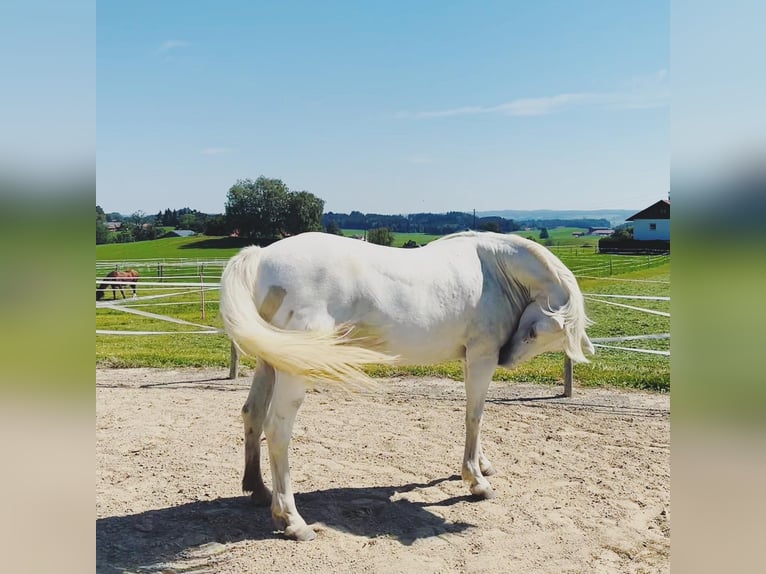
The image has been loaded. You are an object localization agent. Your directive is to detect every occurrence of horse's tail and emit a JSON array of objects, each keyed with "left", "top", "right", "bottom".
[
  {"left": 553, "top": 264, "right": 595, "bottom": 364},
  {"left": 220, "top": 245, "right": 397, "bottom": 386}
]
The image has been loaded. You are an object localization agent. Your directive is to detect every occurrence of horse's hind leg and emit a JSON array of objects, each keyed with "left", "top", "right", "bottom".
[
  {"left": 242, "top": 360, "right": 275, "bottom": 506},
  {"left": 264, "top": 371, "right": 314, "bottom": 541},
  {"left": 461, "top": 354, "right": 498, "bottom": 499}
]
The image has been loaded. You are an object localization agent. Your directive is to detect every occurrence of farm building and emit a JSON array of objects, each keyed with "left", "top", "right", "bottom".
[{"left": 627, "top": 199, "right": 670, "bottom": 241}]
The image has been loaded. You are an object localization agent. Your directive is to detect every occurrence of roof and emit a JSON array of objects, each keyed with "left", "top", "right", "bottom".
[
  {"left": 627, "top": 199, "right": 670, "bottom": 221},
  {"left": 168, "top": 229, "right": 196, "bottom": 237}
]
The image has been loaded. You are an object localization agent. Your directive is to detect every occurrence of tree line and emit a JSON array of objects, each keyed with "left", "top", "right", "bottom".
[
  {"left": 322, "top": 211, "right": 522, "bottom": 235},
  {"left": 96, "top": 205, "right": 227, "bottom": 244},
  {"left": 97, "top": 175, "right": 612, "bottom": 245},
  {"left": 322, "top": 212, "right": 611, "bottom": 235},
  {"left": 97, "top": 177, "right": 324, "bottom": 245}
]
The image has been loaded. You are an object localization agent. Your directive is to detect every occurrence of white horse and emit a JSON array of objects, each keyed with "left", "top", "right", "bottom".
[{"left": 220, "top": 231, "right": 594, "bottom": 541}]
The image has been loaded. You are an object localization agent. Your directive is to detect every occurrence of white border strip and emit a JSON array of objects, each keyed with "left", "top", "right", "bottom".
[
  {"left": 576, "top": 275, "right": 670, "bottom": 284},
  {"left": 98, "top": 304, "right": 216, "bottom": 329},
  {"left": 583, "top": 293, "right": 669, "bottom": 301},
  {"left": 96, "top": 289, "right": 215, "bottom": 306},
  {"left": 591, "top": 333, "right": 670, "bottom": 343},
  {"left": 585, "top": 297, "right": 670, "bottom": 317},
  {"left": 97, "top": 329, "right": 222, "bottom": 335},
  {"left": 593, "top": 344, "right": 670, "bottom": 356},
  {"left": 96, "top": 280, "right": 221, "bottom": 288}
]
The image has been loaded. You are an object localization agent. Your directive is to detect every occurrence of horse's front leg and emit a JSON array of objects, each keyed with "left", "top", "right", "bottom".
[
  {"left": 264, "top": 372, "right": 315, "bottom": 541},
  {"left": 242, "top": 361, "right": 275, "bottom": 505},
  {"left": 461, "top": 355, "right": 498, "bottom": 499}
]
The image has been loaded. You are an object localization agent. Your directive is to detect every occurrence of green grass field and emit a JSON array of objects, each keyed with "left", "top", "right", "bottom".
[
  {"left": 340, "top": 229, "right": 443, "bottom": 247},
  {"left": 97, "top": 236, "right": 251, "bottom": 260},
  {"left": 96, "top": 234, "right": 670, "bottom": 391},
  {"left": 513, "top": 226, "right": 602, "bottom": 247}
]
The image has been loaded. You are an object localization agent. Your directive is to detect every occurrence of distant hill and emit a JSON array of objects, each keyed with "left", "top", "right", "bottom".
[{"left": 477, "top": 209, "right": 637, "bottom": 227}]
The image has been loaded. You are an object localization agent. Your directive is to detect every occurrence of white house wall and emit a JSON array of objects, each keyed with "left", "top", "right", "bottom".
[{"left": 633, "top": 219, "right": 670, "bottom": 241}]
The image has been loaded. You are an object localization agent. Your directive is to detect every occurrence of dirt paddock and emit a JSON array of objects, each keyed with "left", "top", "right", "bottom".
[{"left": 96, "top": 368, "right": 669, "bottom": 573}]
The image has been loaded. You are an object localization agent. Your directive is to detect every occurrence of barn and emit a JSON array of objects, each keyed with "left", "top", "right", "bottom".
[{"left": 626, "top": 199, "right": 670, "bottom": 241}]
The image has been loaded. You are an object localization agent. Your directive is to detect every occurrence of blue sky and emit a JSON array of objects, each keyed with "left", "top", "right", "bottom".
[{"left": 97, "top": 1, "right": 669, "bottom": 215}]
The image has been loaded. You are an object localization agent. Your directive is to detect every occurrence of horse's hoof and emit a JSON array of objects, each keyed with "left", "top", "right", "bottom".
[
  {"left": 284, "top": 524, "right": 317, "bottom": 542},
  {"left": 470, "top": 483, "right": 496, "bottom": 500}
]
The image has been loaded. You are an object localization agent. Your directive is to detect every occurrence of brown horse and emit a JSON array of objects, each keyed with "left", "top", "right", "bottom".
[{"left": 96, "top": 269, "right": 139, "bottom": 300}]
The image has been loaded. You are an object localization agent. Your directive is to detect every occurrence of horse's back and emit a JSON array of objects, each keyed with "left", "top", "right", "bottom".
[{"left": 253, "top": 233, "right": 486, "bottom": 361}]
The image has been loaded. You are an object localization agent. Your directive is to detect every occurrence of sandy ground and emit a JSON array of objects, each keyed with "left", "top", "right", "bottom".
[{"left": 96, "top": 368, "right": 669, "bottom": 574}]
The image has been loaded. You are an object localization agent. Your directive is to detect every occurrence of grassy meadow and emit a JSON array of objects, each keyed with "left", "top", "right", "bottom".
[
  {"left": 340, "top": 229, "right": 443, "bottom": 247},
  {"left": 513, "top": 226, "right": 601, "bottom": 247},
  {"left": 97, "top": 235, "right": 250, "bottom": 260},
  {"left": 97, "top": 233, "right": 670, "bottom": 391}
]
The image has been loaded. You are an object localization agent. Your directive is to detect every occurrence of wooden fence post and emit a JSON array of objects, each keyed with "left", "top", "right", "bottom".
[
  {"left": 229, "top": 342, "right": 239, "bottom": 379},
  {"left": 564, "top": 356, "right": 573, "bottom": 397}
]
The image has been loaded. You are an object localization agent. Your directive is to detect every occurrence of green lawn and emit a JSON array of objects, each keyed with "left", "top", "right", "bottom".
[
  {"left": 513, "top": 226, "right": 600, "bottom": 247},
  {"left": 97, "top": 236, "right": 250, "bottom": 260},
  {"left": 341, "top": 229, "right": 443, "bottom": 247}
]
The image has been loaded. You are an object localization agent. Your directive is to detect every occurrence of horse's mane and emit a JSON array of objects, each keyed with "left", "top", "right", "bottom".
[{"left": 438, "top": 232, "right": 593, "bottom": 362}]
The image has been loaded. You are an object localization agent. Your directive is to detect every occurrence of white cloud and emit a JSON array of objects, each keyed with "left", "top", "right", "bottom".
[
  {"left": 400, "top": 72, "right": 669, "bottom": 119},
  {"left": 200, "top": 147, "right": 231, "bottom": 156},
  {"left": 158, "top": 40, "right": 190, "bottom": 53}
]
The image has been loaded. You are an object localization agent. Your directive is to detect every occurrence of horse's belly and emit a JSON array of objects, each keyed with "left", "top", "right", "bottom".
[{"left": 378, "top": 323, "right": 467, "bottom": 365}]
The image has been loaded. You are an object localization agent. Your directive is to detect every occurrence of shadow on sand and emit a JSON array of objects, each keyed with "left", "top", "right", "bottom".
[{"left": 97, "top": 476, "right": 474, "bottom": 573}]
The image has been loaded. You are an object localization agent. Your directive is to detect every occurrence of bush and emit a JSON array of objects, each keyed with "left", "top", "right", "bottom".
[{"left": 367, "top": 227, "right": 394, "bottom": 246}]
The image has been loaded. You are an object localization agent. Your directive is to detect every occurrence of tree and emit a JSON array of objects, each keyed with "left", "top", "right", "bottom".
[
  {"left": 611, "top": 226, "right": 633, "bottom": 240},
  {"left": 539, "top": 227, "right": 549, "bottom": 239},
  {"left": 401, "top": 239, "right": 419, "bottom": 248},
  {"left": 179, "top": 212, "right": 207, "bottom": 233},
  {"left": 225, "top": 177, "right": 290, "bottom": 242},
  {"left": 284, "top": 191, "right": 324, "bottom": 236},
  {"left": 225, "top": 177, "right": 325, "bottom": 243},
  {"left": 205, "top": 214, "right": 229, "bottom": 236},
  {"left": 480, "top": 221, "right": 501, "bottom": 233},
  {"left": 325, "top": 220, "right": 343, "bottom": 235},
  {"left": 367, "top": 227, "right": 394, "bottom": 246},
  {"left": 96, "top": 205, "right": 108, "bottom": 244}
]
